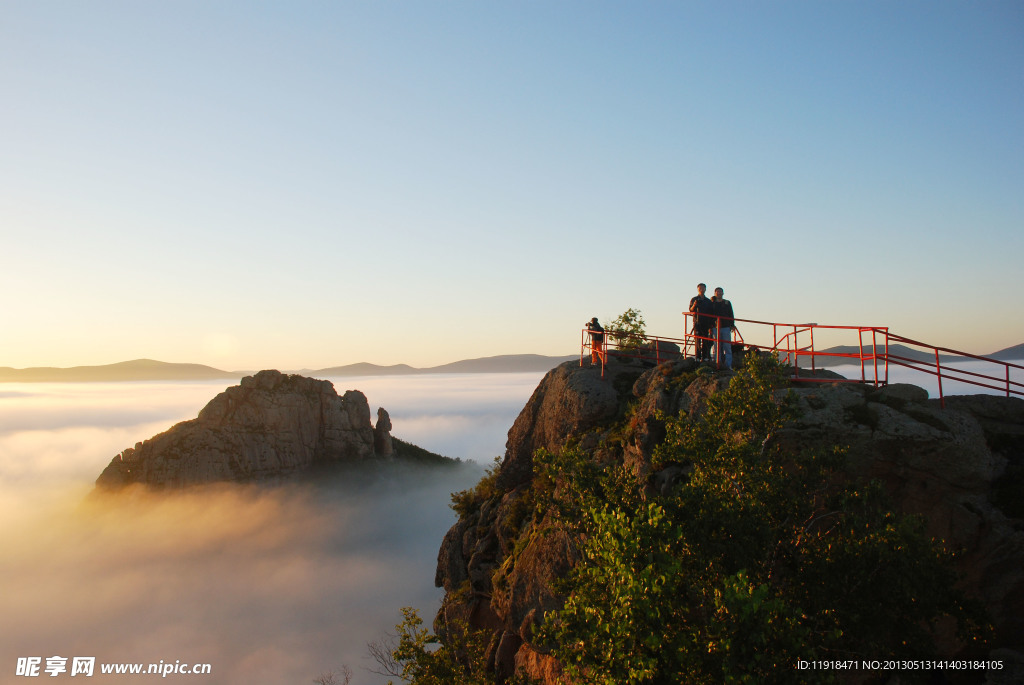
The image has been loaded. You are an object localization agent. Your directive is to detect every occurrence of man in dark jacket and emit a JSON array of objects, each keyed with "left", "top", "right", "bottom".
[
  {"left": 689, "top": 283, "right": 714, "bottom": 362},
  {"left": 712, "top": 287, "right": 735, "bottom": 369}
]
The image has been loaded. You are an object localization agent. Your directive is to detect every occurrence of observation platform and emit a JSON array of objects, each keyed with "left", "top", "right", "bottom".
[{"left": 582, "top": 313, "right": 1023, "bottom": 407}]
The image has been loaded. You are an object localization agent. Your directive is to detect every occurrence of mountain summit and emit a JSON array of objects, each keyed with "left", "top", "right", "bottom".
[{"left": 95, "top": 370, "right": 448, "bottom": 489}]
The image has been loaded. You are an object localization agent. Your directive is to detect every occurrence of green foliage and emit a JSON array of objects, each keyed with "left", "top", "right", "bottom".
[
  {"left": 372, "top": 608, "right": 537, "bottom": 685},
  {"left": 609, "top": 307, "right": 647, "bottom": 351},
  {"left": 371, "top": 608, "right": 490, "bottom": 685},
  {"left": 392, "top": 436, "right": 462, "bottom": 466},
  {"left": 538, "top": 354, "right": 988, "bottom": 684},
  {"left": 450, "top": 456, "right": 503, "bottom": 517},
  {"left": 533, "top": 446, "right": 641, "bottom": 532}
]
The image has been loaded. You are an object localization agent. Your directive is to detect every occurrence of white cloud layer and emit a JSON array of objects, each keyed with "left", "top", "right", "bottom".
[{"left": 0, "top": 373, "right": 539, "bottom": 684}]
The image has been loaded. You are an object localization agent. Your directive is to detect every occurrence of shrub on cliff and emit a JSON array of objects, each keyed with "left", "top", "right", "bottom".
[
  {"left": 370, "top": 608, "right": 490, "bottom": 685},
  {"left": 537, "top": 354, "right": 988, "bottom": 684},
  {"left": 608, "top": 307, "right": 647, "bottom": 352},
  {"left": 371, "top": 607, "right": 536, "bottom": 685}
]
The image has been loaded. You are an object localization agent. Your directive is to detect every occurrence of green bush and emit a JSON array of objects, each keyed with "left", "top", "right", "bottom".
[
  {"left": 369, "top": 608, "right": 490, "bottom": 685},
  {"left": 371, "top": 607, "right": 537, "bottom": 685},
  {"left": 450, "top": 456, "right": 503, "bottom": 517},
  {"left": 608, "top": 307, "right": 647, "bottom": 352}
]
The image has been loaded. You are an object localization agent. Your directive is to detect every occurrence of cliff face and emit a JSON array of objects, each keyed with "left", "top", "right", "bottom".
[
  {"left": 96, "top": 370, "right": 390, "bottom": 489},
  {"left": 435, "top": 357, "right": 1024, "bottom": 683}
]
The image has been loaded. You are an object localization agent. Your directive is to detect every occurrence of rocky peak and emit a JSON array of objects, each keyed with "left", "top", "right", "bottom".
[
  {"left": 374, "top": 407, "right": 394, "bottom": 458},
  {"left": 495, "top": 359, "right": 631, "bottom": 491},
  {"left": 96, "top": 370, "right": 386, "bottom": 489},
  {"left": 435, "top": 356, "right": 1024, "bottom": 683}
]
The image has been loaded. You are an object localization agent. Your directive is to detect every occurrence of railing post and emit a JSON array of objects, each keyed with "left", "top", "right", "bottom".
[
  {"left": 792, "top": 325, "right": 798, "bottom": 376},
  {"left": 884, "top": 328, "right": 889, "bottom": 385},
  {"left": 859, "top": 329, "right": 866, "bottom": 383},
  {"left": 1007, "top": 364, "right": 1011, "bottom": 399},
  {"left": 810, "top": 325, "right": 816, "bottom": 373},
  {"left": 872, "top": 328, "right": 880, "bottom": 386},
  {"left": 935, "top": 349, "right": 944, "bottom": 408},
  {"left": 683, "top": 313, "right": 691, "bottom": 359},
  {"left": 689, "top": 316, "right": 695, "bottom": 360}
]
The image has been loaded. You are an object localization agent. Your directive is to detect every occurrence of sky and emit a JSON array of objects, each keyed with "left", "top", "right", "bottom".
[{"left": 2, "top": 1, "right": 1022, "bottom": 371}]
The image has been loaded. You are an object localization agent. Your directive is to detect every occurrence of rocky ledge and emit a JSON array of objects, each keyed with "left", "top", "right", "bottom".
[
  {"left": 435, "top": 356, "right": 1024, "bottom": 683},
  {"left": 96, "top": 369, "right": 423, "bottom": 489}
]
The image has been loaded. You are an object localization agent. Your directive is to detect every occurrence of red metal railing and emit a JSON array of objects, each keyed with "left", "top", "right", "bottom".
[
  {"left": 881, "top": 332, "right": 1024, "bottom": 406},
  {"left": 583, "top": 315, "right": 1024, "bottom": 406},
  {"left": 681, "top": 313, "right": 1024, "bottom": 405},
  {"left": 682, "top": 312, "right": 891, "bottom": 385}
]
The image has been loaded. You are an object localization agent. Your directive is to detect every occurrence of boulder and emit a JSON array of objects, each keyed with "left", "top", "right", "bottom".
[
  {"left": 872, "top": 382, "right": 930, "bottom": 403},
  {"left": 495, "top": 360, "right": 626, "bottom": 491},
  {"left": 96, "top": 370, "right": 382, "bottom": 489}
]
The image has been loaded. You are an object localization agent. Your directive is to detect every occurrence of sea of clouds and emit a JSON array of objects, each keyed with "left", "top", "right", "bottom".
[
  {"left": 3, "top": 362, "right": 1018, "bottom": 683},
  {"left": 0, "top": 372, "right": 545, "bottom": 684}
]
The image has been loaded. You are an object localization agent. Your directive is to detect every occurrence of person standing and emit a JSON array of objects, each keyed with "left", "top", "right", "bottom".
[
  {"left": 712, "top": 287, "right": 735, "bottom": 369},
  {"left": 586, "top": 317, "right": 605, "bottom": 365},
  {"left": 689, "top": 283, "right": 714, "bottom": 362}
]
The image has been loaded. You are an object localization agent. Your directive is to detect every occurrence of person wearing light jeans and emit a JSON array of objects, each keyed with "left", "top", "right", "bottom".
[{"left": 712, "top": 287, "right": 735, "bottom": 369}]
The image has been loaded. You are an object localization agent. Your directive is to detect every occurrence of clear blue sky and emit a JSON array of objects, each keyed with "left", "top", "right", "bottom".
[{"left": 2, "top": 1, "right": 1021, "bottom": 370}]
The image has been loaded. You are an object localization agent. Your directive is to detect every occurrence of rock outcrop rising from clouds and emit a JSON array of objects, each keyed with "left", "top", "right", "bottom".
[
  {"left": 436, "top": 357, "right": 1024, "bottom": 683},
  {"left": 374, "top": 407, "right": 394, "bottom": 458},
  {"left": 96, "top": 370, "right": 390, "bottom": 489}
]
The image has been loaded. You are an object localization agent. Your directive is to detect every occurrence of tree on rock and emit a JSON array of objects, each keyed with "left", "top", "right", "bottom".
[{"left": 608, "top": 307, "right": 647, "bottom": 352}]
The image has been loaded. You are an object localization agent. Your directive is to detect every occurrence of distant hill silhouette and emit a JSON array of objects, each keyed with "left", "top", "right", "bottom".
[
  {"left": 421, "top": 354, "right": 579, "bottom": 374},
  {"left": 812, "top": 344, "right": 957, "bottom": 367},
  {"left": 310, "top": 362, "right": 420, "bottom": 377},
  {"left": 1, "top": 354, "right": 578, "bottom": 383},
  {"left": 813, "top": 343, "right": 1024, "bottom": 367},
  {"left": 988, "top": 343, "right": 1024, "bottom": 361},
  {"left": 310, "top": 354, "right": 577, "bottom": 376},
  {"left": 8, "top": 344, "right": 1013, "bottom": 383},
  {"left": 0, "top": 359, "right": 240, "bottom": 383}
]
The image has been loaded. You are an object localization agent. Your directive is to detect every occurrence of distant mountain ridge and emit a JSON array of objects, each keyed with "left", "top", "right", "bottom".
[
  {"left": 3, "top": 344, "right": 1018, "bottom": 383},
  {"left": 311, "top": 354, "right": 578, "bottom": 376},
  {"left": 0, "top": 354, "right": 579, "bottom": 383},
  {"left": 990, "top": 343, "right": 1024, "bottom": 361},
  {"left": 0, "top": 359, "right": 239, "bottom": 383},
  {"left": 814, "top": 343, "right": 1024, "bottom": 367}
]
